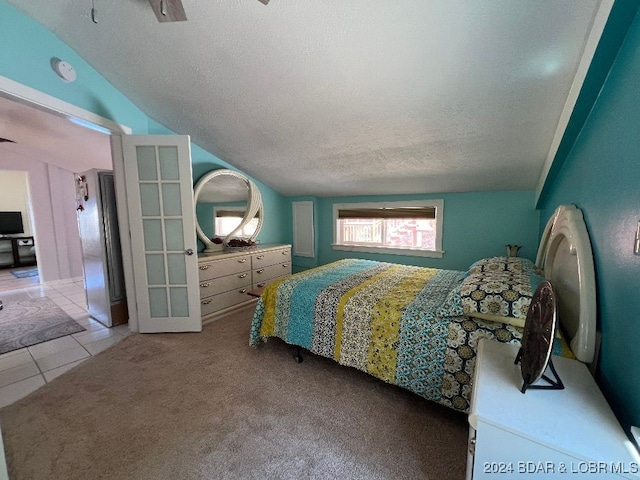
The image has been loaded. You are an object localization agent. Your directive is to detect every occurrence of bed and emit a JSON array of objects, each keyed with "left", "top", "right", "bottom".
[{"left": 250, "top": 205, "right": 597, "bottom": 413}]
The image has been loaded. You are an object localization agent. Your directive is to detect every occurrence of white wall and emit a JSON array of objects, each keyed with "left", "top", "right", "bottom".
[
  {"left": 0, "top": 170, "right": 33, "bottom": 236},
  {"left": 0, "top": 154, "right": 84, "bottom": 282}
]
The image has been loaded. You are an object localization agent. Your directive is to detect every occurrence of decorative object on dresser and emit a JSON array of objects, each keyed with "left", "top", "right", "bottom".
[
  {"left": 514, "top": 280, "right": 564, "bottom": 393},
  {"left": 193, "top": 169, "right": 263, "bottom": 253},
  {"left": 198, "top": 245, "right": 291, "bottom": 323}
]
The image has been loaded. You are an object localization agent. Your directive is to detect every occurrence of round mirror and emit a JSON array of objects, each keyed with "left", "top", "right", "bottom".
[{"left": 193, "top": 169, "right": 264, "bottom": 253}]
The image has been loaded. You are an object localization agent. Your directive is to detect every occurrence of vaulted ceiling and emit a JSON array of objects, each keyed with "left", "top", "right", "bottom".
[{"left": 6, "top": 0, "right": 608, "bottom": 197}]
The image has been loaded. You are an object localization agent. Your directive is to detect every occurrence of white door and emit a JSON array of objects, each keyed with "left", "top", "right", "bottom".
[{"left": 116, "top": 135, "right": 201, "bottom": 333}]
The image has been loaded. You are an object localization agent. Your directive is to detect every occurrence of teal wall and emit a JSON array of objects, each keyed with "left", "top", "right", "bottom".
[
  {"left": 0, "top": 1, "right": 288, "bottom": 250},
  {"left": 538, "top": 7, "right": 640, "bottom": 433},
  {"left": 287, "top": 191, "right": 539, "bottom": 273}
]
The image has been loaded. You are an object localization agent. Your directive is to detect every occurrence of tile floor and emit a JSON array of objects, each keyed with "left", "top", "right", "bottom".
[{"left": 0, "top": 268, "right": 130, "bottom": 408}]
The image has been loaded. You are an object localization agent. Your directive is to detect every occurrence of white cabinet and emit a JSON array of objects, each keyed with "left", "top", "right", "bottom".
[
  {"left": 197, "top": 244, "right": 291, "bottom": 322},
  {"left": 467, "top": 340, "right": 640, "bottom": 480}
]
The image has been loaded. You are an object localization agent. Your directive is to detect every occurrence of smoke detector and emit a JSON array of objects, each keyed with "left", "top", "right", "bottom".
[{"left": 51, "top": 58, "right": 77, "bottom": 83}]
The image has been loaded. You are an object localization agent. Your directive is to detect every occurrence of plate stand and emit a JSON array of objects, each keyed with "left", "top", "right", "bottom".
[{"left": 514, "top": 350, "right": 565, "bottom": 394}]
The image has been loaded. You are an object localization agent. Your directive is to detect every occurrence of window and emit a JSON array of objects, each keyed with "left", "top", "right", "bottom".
[
  {"left": 333, "top": 200, "right": 444, "bottom": 258},
  {"left": 213, "top": 208, "right": 259, "bottom": 238}
]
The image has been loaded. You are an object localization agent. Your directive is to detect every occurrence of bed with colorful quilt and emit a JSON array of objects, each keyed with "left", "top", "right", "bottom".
[{"left": 249, "top": 205, "right": 597, "bottom": 414}]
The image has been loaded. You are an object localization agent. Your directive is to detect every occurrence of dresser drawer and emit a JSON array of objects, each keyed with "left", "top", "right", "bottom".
[
  {"left": 252, "top": 248, "right": 291, "bottom": 269},
  {"left": 253, "top": 273, "right": 290, "bottom": 290},
  {"left": 199, "top": 255, "right": 251, "bottom": 281},
  {"left": 253, "top": 262, "right": 291, "bottom": 284},
  {"left": 199, "top": 271, "right": 251, "bottom": 297},
  {"left": 200, "top": 287, "right": 252, "bottom": 316}
]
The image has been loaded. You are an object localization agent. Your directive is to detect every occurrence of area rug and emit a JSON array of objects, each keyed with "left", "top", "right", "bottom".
[
  {"left": 10, "top": 268, "right": 38, "bottom": 278},
  {"left": 0, "top": 296, "right": 85, "bottom": 354}
]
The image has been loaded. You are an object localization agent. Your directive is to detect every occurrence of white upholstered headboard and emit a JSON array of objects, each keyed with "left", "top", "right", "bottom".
[{"left": 535, "top": 205, "right": 597, "bottom": 364}]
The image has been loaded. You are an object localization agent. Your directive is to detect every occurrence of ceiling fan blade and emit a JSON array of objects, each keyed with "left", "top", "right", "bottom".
[
  {"left": 0, "top": 137, "right": 16, "bottom": 143},
  {"left": 257, "top": 0, "right": 270, "bottom": 4},
  {"left": 148, "top": 0, "right": 187, "bottom": 22}
]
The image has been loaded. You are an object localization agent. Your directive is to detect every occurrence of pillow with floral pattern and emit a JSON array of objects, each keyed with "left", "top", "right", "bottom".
[
  {"left": 466, "top": 256, "right": 542, "bottom": 276},
  {"left": 438, "top": 271, "right": 546, "bottom": 328}
]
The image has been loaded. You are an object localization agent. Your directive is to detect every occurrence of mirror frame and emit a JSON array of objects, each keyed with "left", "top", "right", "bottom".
[{"left": 193, "top": 169, "right": 264, "bottom": 253}]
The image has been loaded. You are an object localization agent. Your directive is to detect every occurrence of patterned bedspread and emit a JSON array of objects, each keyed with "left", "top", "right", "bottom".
[{"left": 250, "top": 259, "right": 522, "bottom": 413}]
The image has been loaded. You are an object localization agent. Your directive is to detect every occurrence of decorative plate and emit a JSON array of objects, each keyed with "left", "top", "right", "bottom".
[{"left": 515, "top": 280, "right": 557, "bottom": 391}]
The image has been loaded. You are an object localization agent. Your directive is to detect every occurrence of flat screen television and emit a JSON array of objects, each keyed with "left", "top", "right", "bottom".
[{"left": 0, "top": 211, "right": 25, "bottom": 235}]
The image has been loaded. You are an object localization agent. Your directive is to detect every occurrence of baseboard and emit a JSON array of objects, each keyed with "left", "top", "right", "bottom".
[{"left": 44, "top": 276, "right": 85, "bottom": 287}]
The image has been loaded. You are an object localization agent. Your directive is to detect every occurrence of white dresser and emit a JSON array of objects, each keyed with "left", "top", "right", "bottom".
[
  {"left": 197, "top": 244, "right": 291, "bottom": 322},
  {"left": 467, "top": 339, "right": 640, "bottom": 479}
]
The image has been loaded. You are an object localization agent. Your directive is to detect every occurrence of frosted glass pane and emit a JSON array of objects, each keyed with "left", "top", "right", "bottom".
[
  {"left": 149, "top": 288, "right": 168, "bottom": 317},
  {"left": 137, "top": 146, "right": 157, "bottom": 180},
  {"left": 159, "top": 147, "right": 179, "bottom": 180},
  {"left": 162, "top": 183, "right": 182, "bottom": 216},
  {"left": 143, "top": 219, "right": 164, "bottom": 251},
  {"left": 140, "top": 184, "right": 161, "bottom": 216},
  {"left": 165, "top": 219, "right": 184, "bottom": 250},
  {"left": 167, "top": 253, "right": 187, "bottom": 284},
  {"left": 170, "top": 287, "right": 189, "bottom": 317},
  {"left": 146, "top": 254, "right": 166, "bottom": 285}
]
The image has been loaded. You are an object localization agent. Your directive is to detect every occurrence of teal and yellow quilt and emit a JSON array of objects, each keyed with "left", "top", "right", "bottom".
[{"left": 250, "top": 259, "right": 523, "bottom": 412}]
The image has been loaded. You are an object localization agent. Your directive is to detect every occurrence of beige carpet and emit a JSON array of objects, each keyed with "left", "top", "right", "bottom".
[{"left": 0, "top": 307, "right": 468, "bottom": 480}]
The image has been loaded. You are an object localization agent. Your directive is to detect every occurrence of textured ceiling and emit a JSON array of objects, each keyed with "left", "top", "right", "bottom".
[{"left": 7, "top": 0, "right": 604, "bottom": 197}]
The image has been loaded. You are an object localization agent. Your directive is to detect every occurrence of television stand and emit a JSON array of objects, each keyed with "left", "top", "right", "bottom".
[{"left": 0, "top": 236, "right": 37, "bottom": 269}]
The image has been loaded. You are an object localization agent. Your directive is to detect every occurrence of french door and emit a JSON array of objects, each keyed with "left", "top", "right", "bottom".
[{"left": 114, "top": 135, "right": 201, "bottom": 333}]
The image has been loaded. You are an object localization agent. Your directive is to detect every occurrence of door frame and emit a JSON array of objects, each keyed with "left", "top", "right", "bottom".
[{"left": 0, "top": 76, "right": 144, "bottom": 330}]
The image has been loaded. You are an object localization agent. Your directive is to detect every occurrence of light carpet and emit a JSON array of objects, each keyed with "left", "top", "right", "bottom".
[
  {"left": 0, "top": 307, "right": 468, "bottom": 480},
  {"left": 0, "top": 296, "right": 85, "bottom": 354}
]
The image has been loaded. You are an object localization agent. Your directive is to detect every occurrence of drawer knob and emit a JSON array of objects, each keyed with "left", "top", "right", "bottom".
[
  {"left": 282, "top": 251, "right": 287, "bottom": 255},
  {"left": 201, "top": 299, "right": 212, "bottom": 305},
  {"left": 200, "top": 282, "right": 210, "bottom": 288},
  {"left": 257, "top": 283, "right": 265, "bottom": 287},
  {"left": 199, "top": 265, "right": 210, "bottom": 270},
  {"left": 238, "top": 258, "right": 247, "bottom": 263},
  {"left": 283, "top": 264, "right": 289, "bottom": 268},
  {"left": 257, "top": 269, "right": 265, "bottom": 274},
  {"left": 239, "top": 288, "right": 248, "bottom": 294},
  {"left": 239, "top": 273, "right": 247, "bottom": 278},
  {"left": 256, "top": 255, "right": 264, "bottom": 259}
]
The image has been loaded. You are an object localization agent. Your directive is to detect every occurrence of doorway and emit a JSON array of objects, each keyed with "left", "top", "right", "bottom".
[
  {"left": 0, "top": 170, "right": 38, "bottom": 292},
  {"left": 0, "top": 81, "right": 130, "bottom": 308}
]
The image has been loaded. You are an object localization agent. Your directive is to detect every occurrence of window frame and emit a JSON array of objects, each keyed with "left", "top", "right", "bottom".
[
  {"left": 332, "top": 199, "right": 444, "bottom": 258},
  {"left": 212, "top": 206, "right": 259, "bottom": 238}
]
